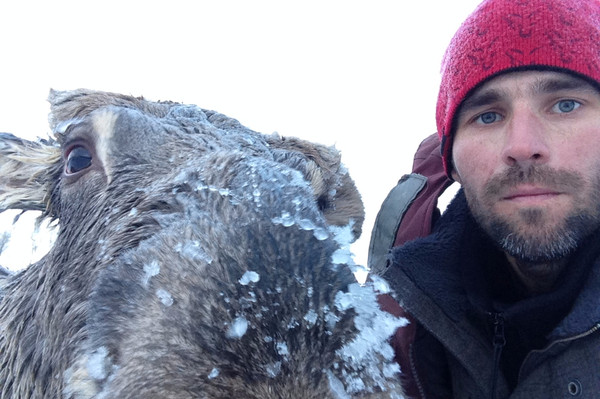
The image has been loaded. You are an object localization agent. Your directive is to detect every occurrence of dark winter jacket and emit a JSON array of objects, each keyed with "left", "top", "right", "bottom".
[{"left": 383, "top": 189, "right": 600, "bottom": 399}]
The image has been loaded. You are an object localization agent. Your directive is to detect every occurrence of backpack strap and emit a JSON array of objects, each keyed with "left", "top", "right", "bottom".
[
  {"left": 368, "top": 133, "right": 453, "bottom": 273},
  {"left": 368, "top": 173, "right": 426, "bottom": 275},
  {"left": 395, "top": 132, "right": 454, "bottom": 244},
  {"left": 370, "top": 133, "right": 453, "bottom": 399}
]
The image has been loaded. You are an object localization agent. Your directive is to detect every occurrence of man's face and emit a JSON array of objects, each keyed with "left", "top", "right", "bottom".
[{"left": 452, "top": 70, "right": 600, "bottom": 264}]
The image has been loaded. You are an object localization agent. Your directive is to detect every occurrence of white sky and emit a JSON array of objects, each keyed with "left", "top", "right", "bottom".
[{"left": 0, "top": 0, "right": 481, "bottom": 271}]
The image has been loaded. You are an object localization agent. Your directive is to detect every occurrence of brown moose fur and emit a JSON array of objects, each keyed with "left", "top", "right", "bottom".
[{"left": 0, "top": 89, "right": 405, "bottom": 398}]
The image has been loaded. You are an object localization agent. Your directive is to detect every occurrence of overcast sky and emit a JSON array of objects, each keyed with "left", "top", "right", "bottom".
[{"left": 0, "top": 0, "right": 481, "bottom": 270}]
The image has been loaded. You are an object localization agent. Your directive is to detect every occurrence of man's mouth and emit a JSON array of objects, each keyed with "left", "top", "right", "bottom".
[{"left": 502, "top": 186, "right": 562, "bottom": 202}]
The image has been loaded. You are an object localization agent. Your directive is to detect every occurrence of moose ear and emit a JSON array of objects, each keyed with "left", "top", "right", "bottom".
[
  {"left": 0, "top": 133, "right": 61, "bottom": 216},
  {"left": 266, "top": 134, "right": 365, "bottom": 240}
]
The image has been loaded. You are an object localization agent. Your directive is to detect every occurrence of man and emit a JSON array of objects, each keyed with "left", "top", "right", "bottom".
[{"left": 380, "top": 0, "right": 600, "bottom": 397}]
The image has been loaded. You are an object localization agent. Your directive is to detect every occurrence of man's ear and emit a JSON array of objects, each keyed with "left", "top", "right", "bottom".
[
  {"left": 450, "top": 166, "right": 461, "bottom": 183},
  {"left": 451, "top": 172, "right": 461, "bottom": 183}
]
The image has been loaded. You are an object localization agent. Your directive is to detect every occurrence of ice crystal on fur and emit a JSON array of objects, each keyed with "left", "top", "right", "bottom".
[
  {"left": 226, "top": 316, "right": 249, "bottom": 339},
  {"left": 239, "top": 270, "right": 260, "bottom": 285},
  {"left": 0, "top": 89, "right": 409, "bottom": 398}
]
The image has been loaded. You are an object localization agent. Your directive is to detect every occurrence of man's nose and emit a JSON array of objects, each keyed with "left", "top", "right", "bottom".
[{"left": 501, "top": 108, "right": 550, "bottom": 168}]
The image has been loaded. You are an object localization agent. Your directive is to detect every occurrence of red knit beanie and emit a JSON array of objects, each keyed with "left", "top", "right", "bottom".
[{"left": 437, "top": 0, "right": 600, "bottom": 175}]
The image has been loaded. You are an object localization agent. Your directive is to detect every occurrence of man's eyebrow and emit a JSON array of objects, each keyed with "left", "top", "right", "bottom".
[
  {"left": 532, "top": 76, "right": 597, "bottom": 95},
  {"left": 457, "top": 89, "right": 504, "bottom": 118},
  {"left": 458, "top": 75, "right": 599, "bottom": 119}
]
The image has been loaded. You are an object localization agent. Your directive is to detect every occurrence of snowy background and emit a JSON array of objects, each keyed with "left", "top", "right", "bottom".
[{"left": 0, "top": 0, "right": 480, "bottom": 271}]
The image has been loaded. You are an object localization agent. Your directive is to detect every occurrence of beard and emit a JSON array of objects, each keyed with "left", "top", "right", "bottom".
[{"left": 464, "top": 165, "right": 600, "bottom": 264}]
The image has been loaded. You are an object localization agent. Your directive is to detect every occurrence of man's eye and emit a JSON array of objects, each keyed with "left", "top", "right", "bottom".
[
  {"left": 476, "top": 111, "right": 502, "bottom": 124},
  {"left": 552, "top": 99, "right": 581, "bottom": 113}
]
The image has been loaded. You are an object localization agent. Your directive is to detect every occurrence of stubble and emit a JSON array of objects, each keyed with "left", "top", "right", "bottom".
[{"left": 465, "top": 165, "right": 600, "bottom": 265}]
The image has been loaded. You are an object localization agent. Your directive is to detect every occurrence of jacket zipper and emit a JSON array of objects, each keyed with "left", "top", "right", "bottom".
[
  {"left": 408, "top": 342, "right": 428, "bottom": 399},
  {"left": 489, "top": 312, "right": 506, "bottom": 399}
]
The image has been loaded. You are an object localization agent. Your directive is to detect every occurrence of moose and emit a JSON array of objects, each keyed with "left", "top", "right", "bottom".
[{"left": 0, "top": 89, "right": 407, "bottom": 398}]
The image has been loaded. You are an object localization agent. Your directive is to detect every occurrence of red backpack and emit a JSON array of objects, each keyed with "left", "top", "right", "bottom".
[{"left": 368, "top": 133, "right": 453, "bottom": 397}]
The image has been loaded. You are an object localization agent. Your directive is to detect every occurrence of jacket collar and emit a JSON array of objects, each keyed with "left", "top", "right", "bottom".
[{"left": 387, "top": 188, "right": 600, "bottom": 340}]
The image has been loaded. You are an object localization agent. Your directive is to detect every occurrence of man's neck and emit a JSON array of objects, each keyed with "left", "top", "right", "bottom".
[{"left": 505, "top": 254, "right": 569, "bottom": 295}]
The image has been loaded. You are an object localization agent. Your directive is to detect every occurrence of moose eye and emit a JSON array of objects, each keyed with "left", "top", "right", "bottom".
[{"left": 65, "top": 145, "right": 93, "bottom": 175}]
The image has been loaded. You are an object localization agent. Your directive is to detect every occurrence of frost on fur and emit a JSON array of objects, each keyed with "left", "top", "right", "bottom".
[{"left": 0, "top": 89, "right": 405, "bottom": 398}]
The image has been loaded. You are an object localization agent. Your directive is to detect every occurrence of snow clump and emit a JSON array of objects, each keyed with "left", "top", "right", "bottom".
[
  {"left": 226, "top": 316, "right": 249, "bottom": 339},
  {"left": 156, "top": 289, "right": 174, "bottom": 306},
  {"left": 328, "top": 221, "right": 368, "bottom": 277},
  {"left": 330, "top": 281, "right": 408, "bottom": 395},
  {"left": 175, "top": 240, "right": 213, "bottom": 264},
  {"left": 276, "top": 341, "right": 289, "bottom": 357},
  {"left": 86, "top": 346, "right": 111, "bottom": 380},
  {"left": 142, "top": 261, "right": 160, "bottom": 287},
  {"left": 239, "top": 270, "right": 260, "bottom": 285},
  {"left": 208, "top": 368, "right": 220, "bottom": 379}
]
